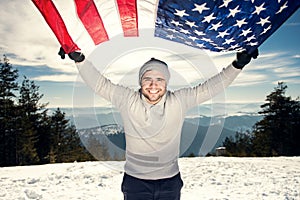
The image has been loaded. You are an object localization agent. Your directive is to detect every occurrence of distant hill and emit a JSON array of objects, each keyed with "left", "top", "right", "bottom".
[
  {"left": 77, "top": 114, "right": 262, "bottom": 158},
  {"left": 58, "top": 104, "right": 263, "bottom": 157}
]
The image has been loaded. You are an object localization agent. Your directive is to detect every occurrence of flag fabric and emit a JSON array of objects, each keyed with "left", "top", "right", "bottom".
[
  {"left": 32, "top": 0, "right": 300, "bottom": 55},
  {"left": 32, "top": 0, "right": 155, "bottom": 55},
  {"left": 155, "top": 0, "right": 300, "bottom": 53},
  {"left": 32, "top": 0, "right": 81, "bottom": 53}
]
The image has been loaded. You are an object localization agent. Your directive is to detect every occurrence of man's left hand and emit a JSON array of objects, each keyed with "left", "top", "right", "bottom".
[{"left": 232, "top": 49, "right": 259, "bottom": 69}]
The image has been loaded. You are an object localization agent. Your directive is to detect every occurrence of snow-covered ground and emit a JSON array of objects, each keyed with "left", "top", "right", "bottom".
[{"left": 1, "top": 157, "right": 299, "bottom": 200}]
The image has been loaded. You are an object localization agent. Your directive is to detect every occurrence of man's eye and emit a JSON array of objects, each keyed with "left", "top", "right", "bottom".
[
  {"left": 157, "top": 78, "right": 164, "bottom": 82},
  {"left": 143, "top": 78, "right": 151, "bottom": 82}
]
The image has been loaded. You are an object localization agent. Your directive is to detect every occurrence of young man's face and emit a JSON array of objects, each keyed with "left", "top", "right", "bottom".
[{"left": 141, "top": 70, "right": 167, "bottom": 105}]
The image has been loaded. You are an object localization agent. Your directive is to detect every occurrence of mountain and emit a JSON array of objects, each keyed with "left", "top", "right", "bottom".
[
  {"left": 54, "top": 102, "right": 263, "bottom": 129},
  {"left": 78, "top": 124, "right": 126, "bottom": 160},
  {"left": 57, "top": 103, "right": 263, "bottom": 157},
  {"left": 77, "top": 115, "right": 260, "bottom": 158},
  {"left": 180, "top": 121, "right": 239, "bottom": 156},
  {"left": 185, "top": 115, "right": 262, "bottom": 132}
]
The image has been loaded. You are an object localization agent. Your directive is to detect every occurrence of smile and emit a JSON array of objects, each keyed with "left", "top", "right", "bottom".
[{"left": 148, "top": 89, "right": 159, "bottom": 94}]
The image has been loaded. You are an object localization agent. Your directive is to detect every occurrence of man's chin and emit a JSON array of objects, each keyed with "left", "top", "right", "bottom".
[{"left": 145, "top": 95, "right": 162, "bottom": 104}]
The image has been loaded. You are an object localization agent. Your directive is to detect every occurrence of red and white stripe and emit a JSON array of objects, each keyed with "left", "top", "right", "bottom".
[{"left": 32, "top": 0, "right": 158, "bottom": 56}]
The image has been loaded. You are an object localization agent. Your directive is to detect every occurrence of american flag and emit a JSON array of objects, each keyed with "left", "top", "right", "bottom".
[
  {"left": 155, "top": 0, "right": 300, "bottom": 53},
  {"left": 32, "top": 0, "right": 299, "bottom": 55}
]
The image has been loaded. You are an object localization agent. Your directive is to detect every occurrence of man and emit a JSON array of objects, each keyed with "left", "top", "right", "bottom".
[{"left": 66, "top": 49, "right": 258, "bottom": 200}]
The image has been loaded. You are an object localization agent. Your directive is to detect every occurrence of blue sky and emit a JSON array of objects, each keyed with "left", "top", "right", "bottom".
[{"left": 0, "top": 1, "right": 299, "bottom": 108}]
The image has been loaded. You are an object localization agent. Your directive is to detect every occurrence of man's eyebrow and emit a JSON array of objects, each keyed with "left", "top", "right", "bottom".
[
  {"left": 142, "top": 76, "right": 165, "bottom": 80},
  {"left": 142, "top": 76, "right": 151, "bottom": 79}
]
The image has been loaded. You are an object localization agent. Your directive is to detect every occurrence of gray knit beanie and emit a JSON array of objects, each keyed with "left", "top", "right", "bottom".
[{"left": 139, "top": 58, "right": 170, "bottom": 85}]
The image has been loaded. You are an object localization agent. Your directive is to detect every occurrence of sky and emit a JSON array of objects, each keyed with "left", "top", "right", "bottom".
[{"left": 0, "top": 1, "right": 299, "bottom": 109}]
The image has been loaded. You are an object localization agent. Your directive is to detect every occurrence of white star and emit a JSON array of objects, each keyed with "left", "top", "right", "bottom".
[
  {"left": 203, "top": 13, "right": 216, "bottom": 23},
  {"left": 174, "top": 9, "right": 189, "bottom": 18},
  {"left": 236, "top": 47, "right": 245, "bottom": 52},
  {"left": 229, "top": 43, "right": 240, "bottom": 50},
  {"left": 179, "top": 28, "right": 190, "bottom": 34},
  {"left": 215, "top": 46, "right": 225, "bottom": 50},
  {"left": 249, "top": 41, "right": 258, "bottom": 46},
  {"left": 188, "top": 36, "right": 198, "bottom": 41},
  {"left": 239, "top": 28, "right": 252, "bottom": 37},
  {"left": 202, "top": 37, "right": 213, "bottom": 43},
  {"left": 217, "top": 29, "right": 230, "bottom": 38},
  {"left": 166, "top": 34, "right": 175, "bottom": 40},
  {"left": 171, "top": 20, "right": 182, "bottom": 27},
  {"left": 219, "top": 0, "right": 233, "bottom": 8},
  {"left": 234, "top": 18, "right": 247, "bottom": 28},
  {"left": 196, "top": 43, "right": 205, "bottom": 48},
  {"left": 256, "top": 16, "right": 271, "bottom": 27},
  {"left": 185, "top": 20, "right": 198, "bottom": 28},
  {"left": 167, "top": 28, "right": 177, "bottom": 33},
  {"left": 260, "top": 25, "right": 272, "bottom": 35},
  {"left": 210, "top": 42, "right": 218, "bottom": 47},
  {"left": 194, "top": 30, "right": 205, "bottom": 36},
  {"left": 185, "top": 41, "right": 193, "bottom": 46},
  {"left": 192, "top": 3, "right": 210, "bottom": 14},
  {"left": 246, "top": 35, "right": 256, "bottom": 42},
  {"left": 210, "top": 21, "right": 223, "bottom": 31},
  {"left": 223, "top": 38, "right": 235, "bottom": 45},
  {"left": 177, "top": 35, "right": 184, "bottom": 40},
  {"left": 252, "top": 3, "right": 266, "bottom": 15},
  {"left": 228, "top": 6, "right": 241, "bottom": 18},
  {"left": 276, "top": 1, "right": 288, "bottom": 14}
]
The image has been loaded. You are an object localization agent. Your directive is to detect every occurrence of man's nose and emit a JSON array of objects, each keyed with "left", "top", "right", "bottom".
[{"left": 149, "top": 79, "right": 157, "bottom": 86}]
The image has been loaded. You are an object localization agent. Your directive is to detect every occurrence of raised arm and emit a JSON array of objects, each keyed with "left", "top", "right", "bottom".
[
  {"left": 59, "top": 50, "right": 133, "bottom": 108},
  {"left": 175, "top": 50, "right": 259, "bottom": 109}
]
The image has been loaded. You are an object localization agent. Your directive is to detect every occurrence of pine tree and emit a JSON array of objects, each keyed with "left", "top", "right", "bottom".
[
  {"left": 0, "top": 55, "right": 19, "bottom": 166},
  {"left": 49, "top": 108, "right": 93, "bottom": 163},
  {"left": 16, "top": 76, "right": 47, "bottom": 165},
  {"left": 36, "top": 110, "right": 52, "bottom": 164},
  {"left": 252, "top": 82, "right": 300, "bottom": 156},
  {"left": 49, "top": 108, "right": 68, "bottom": 163},
  {"left": 223, "top": 130, "right": 253, "bottom": 156},
  {"left": 0, "top": 55, "right": 94, "bottom": 166}
]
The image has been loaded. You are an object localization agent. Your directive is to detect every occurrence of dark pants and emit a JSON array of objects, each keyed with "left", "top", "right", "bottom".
[{"left": 121, "top": 173, "right": 183, "bottom": 200}]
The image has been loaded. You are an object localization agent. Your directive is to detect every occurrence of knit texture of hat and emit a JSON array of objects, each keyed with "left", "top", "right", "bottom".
[{"left": 139, "top": 58, "right": 170, "bottom": 85}]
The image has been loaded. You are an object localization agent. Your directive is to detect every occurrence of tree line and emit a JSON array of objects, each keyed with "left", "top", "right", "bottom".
[
  {"left": 0, "top": 55, "right": 95, "bottom": 167},
  {"left": 222, "top": 82, "right": 300, "bottom": 156}
]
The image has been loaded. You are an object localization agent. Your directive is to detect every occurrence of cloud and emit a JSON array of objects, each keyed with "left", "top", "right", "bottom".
[
  {"left": 232, "top": 71, "right": 269, "bottom": 87},
  {"left": 0, "top": 1, "right": 77, "bottom": 76},
  {"left": 293, "top": 55, "right": 300, "bottom": 58},
  {"left": 214, "top": 50, "right": 300, "bottom": 88},
  {"left": 284, "top": 22, "right": 300, "bottom": 26},
  {"left": 272, "top": 78, "right": 300, "bottom": 85},
  {"left": 33, "top": 74, "right": 78, "bottom": 82}
]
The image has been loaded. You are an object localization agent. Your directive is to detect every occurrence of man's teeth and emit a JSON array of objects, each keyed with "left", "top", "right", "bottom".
[{"left": 149, "top": 90, "right": 158, "bottom": 94}]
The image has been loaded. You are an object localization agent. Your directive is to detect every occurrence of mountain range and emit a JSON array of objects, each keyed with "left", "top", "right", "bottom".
[{"left": 55, "top": 103, "right": 263, "bottom": 157}]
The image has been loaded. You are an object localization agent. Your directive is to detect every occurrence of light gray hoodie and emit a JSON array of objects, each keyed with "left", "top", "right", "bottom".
[{"left": 77, "top": 60, "right": 241, "bottom": 180}]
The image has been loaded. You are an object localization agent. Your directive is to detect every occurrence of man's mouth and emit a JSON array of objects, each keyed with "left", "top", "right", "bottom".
[{"left": 148, "top": 89, "right": 159, "bottom": 94}]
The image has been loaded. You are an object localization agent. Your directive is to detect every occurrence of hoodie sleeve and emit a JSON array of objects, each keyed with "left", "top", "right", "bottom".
[
  {"left": 76, "top": 60, "right": 134, "bottom": 108},
  {"left": 174, "top": 63, "right": 241, "bottom": 111}
]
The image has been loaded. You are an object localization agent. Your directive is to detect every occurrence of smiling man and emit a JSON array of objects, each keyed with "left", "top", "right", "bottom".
[
  {"left": 74, "top": 50, "right": 258, "bottom": 200},
  {"left": 139, "top": 58, "right": 169, "bottom": 105}
]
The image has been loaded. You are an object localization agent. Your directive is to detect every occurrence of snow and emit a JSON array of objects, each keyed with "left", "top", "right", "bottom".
[{"left": 1, "top": 157, "right": 299, "bottom": 200}]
